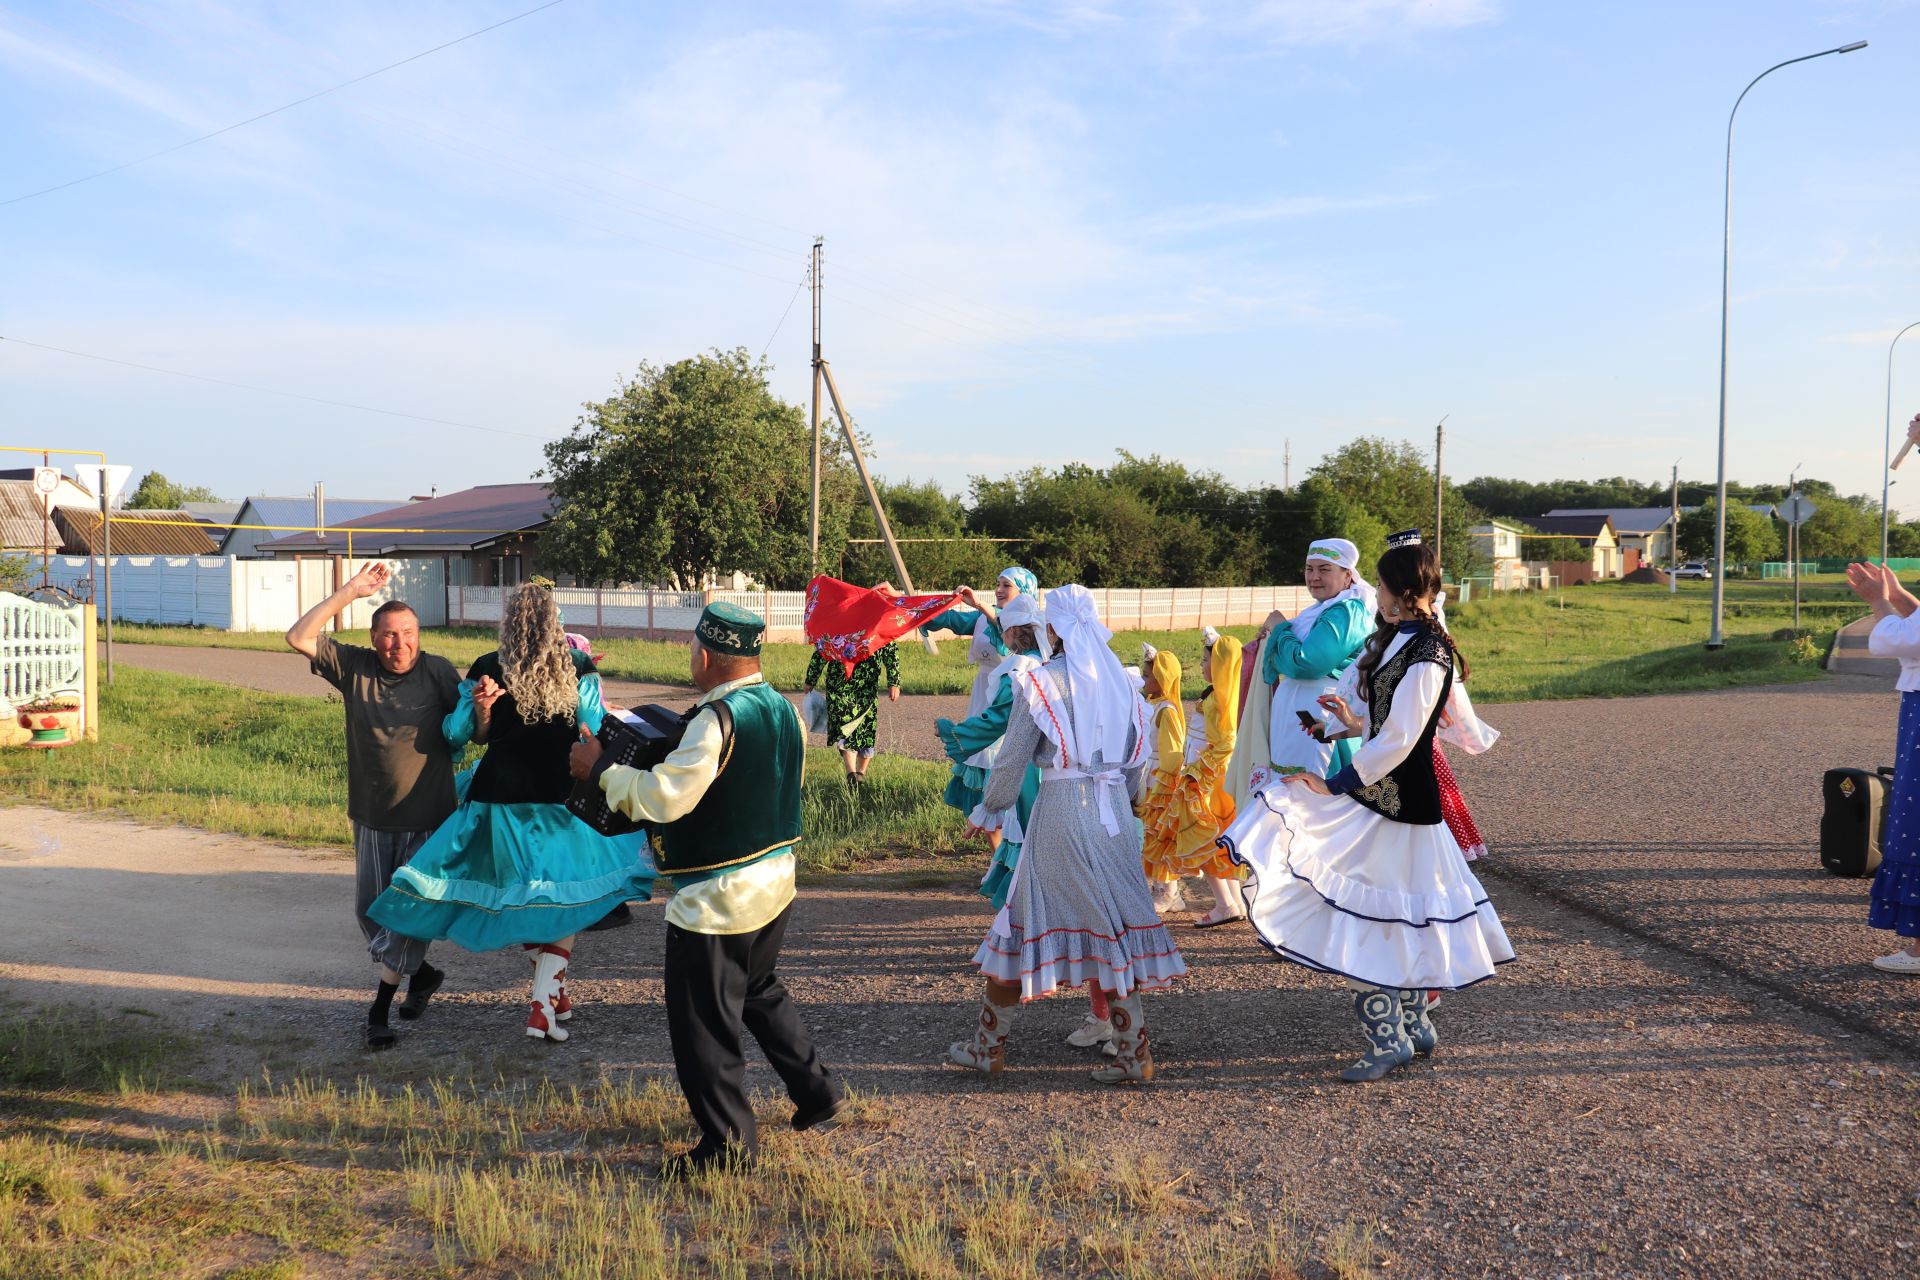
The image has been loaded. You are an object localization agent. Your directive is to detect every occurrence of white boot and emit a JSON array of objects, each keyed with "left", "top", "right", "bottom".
[
  {"left": 527, "top": 944, "right": 571, "bottom": 1042},
  {"left": 948, "top": 991, "right": 1018, "bottom": 1073}
]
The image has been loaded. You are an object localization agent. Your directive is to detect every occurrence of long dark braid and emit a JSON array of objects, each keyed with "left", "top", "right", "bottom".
[{"left": 1355, "top": 543, "right": 1470, "bottom": 701}]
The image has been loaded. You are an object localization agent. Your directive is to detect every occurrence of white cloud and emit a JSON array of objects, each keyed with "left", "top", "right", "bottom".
[
  {"left": 1137, "top": 192, "right": 1433, "bottom": 236},
  {"left": 1240, "top": 0, "right": 1499, "bottom": 45}
]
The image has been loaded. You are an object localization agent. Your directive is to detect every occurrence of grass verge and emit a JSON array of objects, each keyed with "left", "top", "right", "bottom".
[
  {"left": 109, "top": 622, "right": 1249, "bottom": 697},
  {"left": 0, "top": 1012, "right": 1356, "bottom": 1280},
  {"left": 0, "top": 667, "right": 970, "bottom": 869}
]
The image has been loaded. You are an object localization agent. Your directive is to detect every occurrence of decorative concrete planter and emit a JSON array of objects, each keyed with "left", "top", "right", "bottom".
[{"left": 16, "top": 701, "right": 81, "bottom": 747}]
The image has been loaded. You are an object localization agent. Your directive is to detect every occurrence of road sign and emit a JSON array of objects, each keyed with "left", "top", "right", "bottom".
[
  {"left": 32, "top": 466, "right": 60, "bottom": 512},
  {"left": 1779, "top": 494, "right": 1817, "bottom": 526},
  {"left": 71, "top": 463, "right": 133, "bottom": 505}
]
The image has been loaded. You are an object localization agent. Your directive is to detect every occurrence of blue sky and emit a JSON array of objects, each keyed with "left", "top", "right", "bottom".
[{"left": 3, "top": 0, "right": 1917, "bottom": 516}]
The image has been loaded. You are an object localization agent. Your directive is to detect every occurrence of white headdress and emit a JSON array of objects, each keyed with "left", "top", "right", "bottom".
[
  {"left": 1044, "top": 584, "right": 1141, "bottom": 770},
  {"left": 1293, "top": 536, "right": 1378, "bottom": 640}
]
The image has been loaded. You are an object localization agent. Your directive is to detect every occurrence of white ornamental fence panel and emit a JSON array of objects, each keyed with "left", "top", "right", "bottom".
[{"left": 0, "top": 591, "right": 87, "bottom": 709}]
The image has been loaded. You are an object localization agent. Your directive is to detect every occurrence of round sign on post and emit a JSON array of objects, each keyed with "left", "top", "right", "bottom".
[
  {"left": 1780, "top": 494, "right": 1817, "bottom": 526},
  {"left": 32, "top": 466, "right": 60, "bottom": 512}
]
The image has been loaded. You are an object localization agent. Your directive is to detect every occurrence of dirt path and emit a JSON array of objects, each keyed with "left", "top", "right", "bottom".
[{"left": 2, "top": 800, "right": 1917, "bottom": 1276}]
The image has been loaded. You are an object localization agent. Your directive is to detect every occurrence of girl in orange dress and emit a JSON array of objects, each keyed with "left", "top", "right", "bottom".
[{"left": 1144, "top": 629, "right": 1246, "bottom": 927}]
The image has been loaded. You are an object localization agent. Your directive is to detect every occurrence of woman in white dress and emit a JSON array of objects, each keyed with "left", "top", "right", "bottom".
[{"left": 1218, "top": 532, "right": 1513, "bottom": 1082}]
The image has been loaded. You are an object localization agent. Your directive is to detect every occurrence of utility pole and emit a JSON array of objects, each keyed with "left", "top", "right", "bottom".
[
  {"left": 808, "top": 237, "right": 824, "bottom": 576},
  {"left": 1283, "top": 438, "right": 1291, "bottom": 492},
  {"left": 1668, "top": 462, "right": 1680, "bottom": 596},
  {"left": 1433, "top": 416, "right": 1448, "bottom": 558}
]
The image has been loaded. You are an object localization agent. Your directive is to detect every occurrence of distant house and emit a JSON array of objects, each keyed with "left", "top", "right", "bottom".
[
  {"left": 222, "top": 495, "right": 412, "bottom": 558},
  {"left": 180, "top": 500, "right": 243, "bottom": 534},
  {"left": 1471, "top": 517, "right": 1527, "bottom": 564},
  {"left": 1525, "top": 514, "right": 1622, "bottom": 581},
  {"left": 0, "top": 470, "right": 107, "bottom": 555},
  {"left": 1544, "top": 507, "right": 1680, "bottom": 570},
  {"left": 256, "top": 483, "right": 552, "bottom": 587},
  {"left": 58, "top": 508, "right": 220, "bottom": 556}
]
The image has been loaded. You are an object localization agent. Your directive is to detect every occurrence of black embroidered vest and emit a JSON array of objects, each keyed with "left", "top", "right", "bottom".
[{"left": 1348, "top": 627, "right": 1455, "bottom": 825}]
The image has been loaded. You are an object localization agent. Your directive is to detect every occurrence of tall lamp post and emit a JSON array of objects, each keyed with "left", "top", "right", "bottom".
[
  {"left": 1883, "top": 321, "right": 1920, "bottom": 564},
  {"left": 1708, "top": 39, "right": 1868, "bottom": 649}
]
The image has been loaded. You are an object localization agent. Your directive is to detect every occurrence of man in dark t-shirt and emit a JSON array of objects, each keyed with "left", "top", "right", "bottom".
[{"left": 287, "top": 561, "right": 461, "bottom": 1049}]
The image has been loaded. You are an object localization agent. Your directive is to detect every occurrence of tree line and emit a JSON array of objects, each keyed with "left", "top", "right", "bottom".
[{"left": 520, "top": 349, "right": 1915, "bottom": 587}]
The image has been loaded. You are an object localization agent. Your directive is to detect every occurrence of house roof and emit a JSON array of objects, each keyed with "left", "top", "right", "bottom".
[
  {"left": 181, "top": 500, "right": 243, "bottom": 524},
  {"left": 1545, "top": 507, "right": 1677, "bottom": 534},
  {"left": 1472, "top": 517, "right": 1530, "bottom": 532},
  {"left": 1526, "top": 514, "right": 1616, "bottom": 540},
  {"left": 230, "top": 495, "right": 412, "bottom": 534},
  {"left": 59, "top": 508, "right": 220, "bottom": 555},
  {"left": 256, "top": 483, "right": 552, "bottom": 555},
  {"left": 0, "top": 481, "right": 63, "bottom": 550}
]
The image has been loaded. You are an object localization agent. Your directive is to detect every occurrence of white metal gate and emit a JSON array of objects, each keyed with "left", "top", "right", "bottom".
[{"left": 0, "top": 591, "right": 86, "bottom": 706}]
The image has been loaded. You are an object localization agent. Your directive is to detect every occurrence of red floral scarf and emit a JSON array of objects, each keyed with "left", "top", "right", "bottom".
[{"left": 804, "top": 576, "right": 960, "bottom": 677}]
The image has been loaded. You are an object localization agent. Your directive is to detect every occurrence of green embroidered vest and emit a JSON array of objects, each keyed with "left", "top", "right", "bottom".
[{"left": 651, "top": 680, "right": 803, "bottom": 876}]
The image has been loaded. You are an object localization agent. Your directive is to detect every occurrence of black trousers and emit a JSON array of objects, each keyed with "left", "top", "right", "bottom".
[{"left": 663, "top": 904, "right": 839, "bottom": 1152}]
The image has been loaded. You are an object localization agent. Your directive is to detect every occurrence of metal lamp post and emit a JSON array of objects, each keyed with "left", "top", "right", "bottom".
[
  {"left": 1883, "top": 321, "right": 1920, "bottom": 564},
  {"left": 1708, "top": 39, "right": 1868, "bottom": 649}
]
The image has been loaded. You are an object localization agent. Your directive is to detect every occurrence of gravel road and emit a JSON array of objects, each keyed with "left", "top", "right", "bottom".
[{"left": 1, "top": 803, "right": 1914, "bottom": 1277}]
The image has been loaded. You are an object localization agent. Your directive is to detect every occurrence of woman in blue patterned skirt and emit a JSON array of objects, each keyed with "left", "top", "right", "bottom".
[{"left": 1847, "top": 557, "right": 1920, "bottom": 973}]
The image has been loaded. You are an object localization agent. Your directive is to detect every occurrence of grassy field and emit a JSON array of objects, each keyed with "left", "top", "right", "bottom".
[
  {"left": 1447, "top": 577, "right": 1839, "bottom": 701},
  {"left": 0, "top": 1006, "right": 1366, "bottom": 1280},
  {"left": 0, "top": 666, "right": 972, "bottom": 871},
  {"left": 108, "top": 622, "right": 1250, "bottom": 697}
]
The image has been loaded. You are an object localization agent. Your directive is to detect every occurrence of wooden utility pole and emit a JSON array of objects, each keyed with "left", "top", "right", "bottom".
[
  {"left": 1283, "top": 438, "right": 1291, "bottom": 491},
  {"left": 1433, "top": 416, "right": 1448, "bottom": 553},
  {"left": 808, "top": 237, "right": 824, "bottom": 576},
  {"left": 1668, "top": 462, "right": 1680, "bottom": 596}
]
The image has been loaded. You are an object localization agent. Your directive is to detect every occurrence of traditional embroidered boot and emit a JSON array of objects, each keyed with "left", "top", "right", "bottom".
[
  {"left": 1339, "top": 988, "right": 1412, "bottom": 1082},
  {"left": 1399, "top": 988, "right": 1437, "bottom": 1057},
  {"left": 1090, "top": 994, "right": 1154, "bottom": 1084},
  {"left": 525, "top": 944, "right": 572, "bottom": 1021},
  {"left": 948, "top": 987, "right": 1019, "bottom": 1073},
  {"left": 527, "top": 944, "right": 571, "bottom": 1042}
]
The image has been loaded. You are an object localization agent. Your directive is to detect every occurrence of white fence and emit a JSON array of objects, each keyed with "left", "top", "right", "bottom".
[
  {"left": 0, "top": 591, "right": 87, "bottom": 708},
  {"left": 35, "top": 555, "right": 449, "bottom": 631},
  {"left": 451, "top": 583, "right": 1318, "bottom": 641}
]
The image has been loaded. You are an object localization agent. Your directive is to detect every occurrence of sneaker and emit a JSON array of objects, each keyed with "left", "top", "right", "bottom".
[
  {"left": 1150, "top": 882, "right": 1181, "bottom": 914},
  {"left": 1871, "top": 949, "right": 1920, "bottom": 974},
  {"left": 1066, "top": 1014, "right": 1113, "bottom": 1048}
]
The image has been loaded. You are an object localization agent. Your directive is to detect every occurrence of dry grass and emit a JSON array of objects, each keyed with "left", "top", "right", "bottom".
[{"left": 0, "top": 1011, "right": 1350, "bottom": 1279}]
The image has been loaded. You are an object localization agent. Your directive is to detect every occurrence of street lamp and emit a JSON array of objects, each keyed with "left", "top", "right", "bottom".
[
  {"left": 1708, "top": 39, "right": 1868, "bottom": 649},
  {"left": 1882, "top": 321, "right": 1920, "bottom": 563}
]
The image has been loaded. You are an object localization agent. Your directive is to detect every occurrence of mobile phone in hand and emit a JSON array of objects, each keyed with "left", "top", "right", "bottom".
[{"left": 1296, "top": 709, "right": 1326, "bottom": 742}]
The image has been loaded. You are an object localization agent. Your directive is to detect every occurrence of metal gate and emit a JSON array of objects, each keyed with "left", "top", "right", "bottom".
[{"left": 0, "top": 591, "right": 86, "bottom": 706}]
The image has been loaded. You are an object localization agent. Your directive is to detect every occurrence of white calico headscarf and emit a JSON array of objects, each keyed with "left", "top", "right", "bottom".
[
  {"left": 1045, "top": 584, "right": 1142, "bottom": 770},
  {"left": 1291, "top": 537, "right": 1378, "bottom": 640}
]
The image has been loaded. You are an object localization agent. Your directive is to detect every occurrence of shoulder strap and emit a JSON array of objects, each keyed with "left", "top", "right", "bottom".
[{"left": 706, "top": 697, "right": 737, "bottom": 778}]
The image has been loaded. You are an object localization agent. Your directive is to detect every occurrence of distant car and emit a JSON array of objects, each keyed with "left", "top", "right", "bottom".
[{"left": 1673, "top": 562, "right": 1713, "bottom": 580}]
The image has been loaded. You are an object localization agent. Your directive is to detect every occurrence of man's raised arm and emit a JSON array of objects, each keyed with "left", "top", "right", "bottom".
[{"left": 286, "top": 561, "right": 389, "bottom": 658}]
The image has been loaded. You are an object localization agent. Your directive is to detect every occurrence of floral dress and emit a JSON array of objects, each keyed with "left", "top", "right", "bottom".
[{"left": 805, "top": 643, "right": 900, "bottom": 753}]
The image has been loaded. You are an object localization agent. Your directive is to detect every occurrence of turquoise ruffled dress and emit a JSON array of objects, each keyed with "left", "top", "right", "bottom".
[
  {"left": 935, "top": 651, "right": 1041, "bottom": 909},
  {"left": 367, "top": 649, "right": 656, "bottom": 951},
  {"left": 921, "top": 606, "right": 1007, "bottom": 816}
]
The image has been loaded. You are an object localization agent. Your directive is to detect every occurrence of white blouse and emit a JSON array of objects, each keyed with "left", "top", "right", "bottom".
[
  {"left": 1868, "top": 611, "right": 1920, "bottom": 692},
  {"left": 1348, "top": 631, "right": 1451, "bottom": 788}
]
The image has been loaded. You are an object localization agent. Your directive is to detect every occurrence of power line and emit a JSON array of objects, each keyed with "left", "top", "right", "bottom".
[
  {"left": 0, "top": 335, "right": 550, "bottom": 440},
  {"left": 760, "top": 279, "right": 807, "bottom": 359},
  {"left": 1, "top": 0, "right": 570, "bottom": 209}
]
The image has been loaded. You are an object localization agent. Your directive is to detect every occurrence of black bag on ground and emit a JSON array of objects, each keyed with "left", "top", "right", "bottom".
[
  {"left": 1819, "top": 766, "right": 1895, "bottom": 878},
  {"left": 567, "top": 704, "right": 693, "bottom": 837}
]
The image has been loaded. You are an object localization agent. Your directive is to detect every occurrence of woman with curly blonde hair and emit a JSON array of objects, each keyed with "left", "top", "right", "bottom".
[{"left": 369, "top": 583, "right": 655, "bottom": 1044}]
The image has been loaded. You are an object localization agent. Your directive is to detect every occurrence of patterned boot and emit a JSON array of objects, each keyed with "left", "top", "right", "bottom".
[
  {"left": 527, "top": 944, "right": 571, "bottom": 1043},
  {"left": 1090, "top": 994, "right": 1154, "bottom": 1084},
  {"left": 1399, "top": 988, "right": 1437, "bottom": 1057},
  {"left": 526, "top": 945, "right": 571, "bottom": 1022},
  {"left": 948, "top": 988, "right": 1018, "bottom": 1073},
  {"left": 1339, "top": 988, "right": 1412, "bottom": 1083}
]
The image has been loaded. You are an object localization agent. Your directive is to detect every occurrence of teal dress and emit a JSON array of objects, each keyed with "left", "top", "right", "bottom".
[
  {"left": 1263, "top": 597, "right": 1371, "bottom": 779},
  {"left": 367, "top": 649, "right": 656, "bottom": 951},
  {"left": 935, "top": 653, "right": 1042, "bottom": 909},
  {"left": 920, "top": 606, "right": 1008, "bottom": 816}
]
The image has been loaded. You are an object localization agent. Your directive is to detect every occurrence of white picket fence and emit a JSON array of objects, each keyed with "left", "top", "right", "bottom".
[
  {"left": 450, "top": 583, "right": 1317, "bottom": 641},
  {"left": 0, "top": 591, "right": 86, "bottom": 707}
]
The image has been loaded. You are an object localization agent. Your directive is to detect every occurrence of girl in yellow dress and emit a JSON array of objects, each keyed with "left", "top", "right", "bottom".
[
  {"left": 1136, "top": 647, "right": 1189, "bottom": 915},
  {"left": 1144, "top": 629, "right": 1246, "bottom": 927}
]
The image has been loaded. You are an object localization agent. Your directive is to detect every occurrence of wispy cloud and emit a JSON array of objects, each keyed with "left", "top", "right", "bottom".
[
  {"left": 1137, "top": 192, "right": 1432, "bottom": 236},
  {"left": 1240, "top": 0, "right": 1499, "bottom": 46}
]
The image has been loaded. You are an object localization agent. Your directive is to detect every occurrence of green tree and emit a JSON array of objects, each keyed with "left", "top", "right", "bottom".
[
  {"left": 541, "top": 348, "right": 861, "bottom": 589},
  {"left": 125, "top": 471, "right": 221, "bottom": 509},
  {"left": 0, "top": 552, "right": 32, "bottom": 591},
  {"left": 1305, "top": 437, "right": 1484, "bottom": 578},
  {"left": 1888, "top": 520, "right": 1920, "bottom": 558},
  {"left": 1261, "top": 478, "right": 1387, "bottom": 583},
  {"left": 1676, "top": 499, "right": 1780, "bottom": 564},
  {"left": 840, "top": 478, "right": 1007, "bottom": 589},
  {"left": 1791, "top": 490, "right": 1880, "bottom": 559}
]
